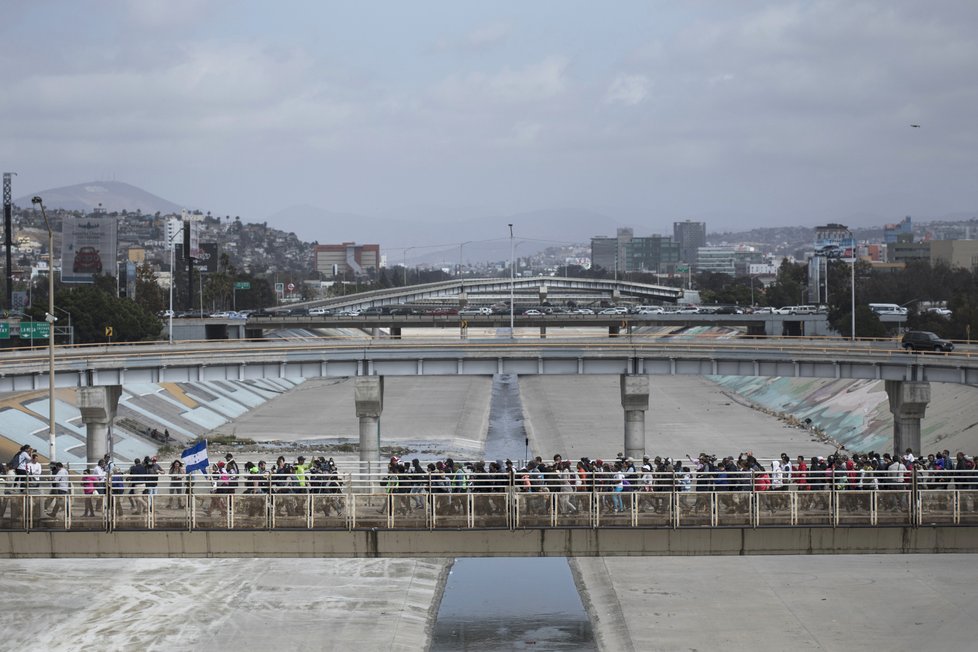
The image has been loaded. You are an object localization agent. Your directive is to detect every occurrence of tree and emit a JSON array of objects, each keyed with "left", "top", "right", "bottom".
[
  {"left": 55, "top": 285, "right": 162, "bottom": 343},
  {"left": 134, "top": 262, "right": 165, "bottom": 315},
  {"left": 765, "top": 259, "right": 807, "bottom": 308}
]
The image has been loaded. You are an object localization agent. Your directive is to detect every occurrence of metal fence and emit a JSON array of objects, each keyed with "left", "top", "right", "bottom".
[{"left": 2, "top": 470, "right": 977, "bottom": 532}]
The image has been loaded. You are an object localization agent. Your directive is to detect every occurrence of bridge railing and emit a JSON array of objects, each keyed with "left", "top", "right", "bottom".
[{"left": 2, "top": 470, "right": 977, "bottom": 532}]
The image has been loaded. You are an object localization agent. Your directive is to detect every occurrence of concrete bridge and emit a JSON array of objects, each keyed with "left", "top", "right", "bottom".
[
  {"left": 3, "top": 475, "right": 978, "bottom": 558},
  {"left": 2, "top": 337, "right": 975, "bottom": 467},
  {"left": 292, "top": 275, "right": 685, "bottom": 312}
]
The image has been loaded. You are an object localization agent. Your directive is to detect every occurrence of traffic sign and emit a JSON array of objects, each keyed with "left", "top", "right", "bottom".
[
  {"left": 105, "top": 326, "right": 114, "bottom": 337},
  {"left": 287, "top": 282, "right": 295, "bottom": 292},
  {"left": 234, "top": 281, "right": 251, "bottom": 290},
  {"left": 19, "top": 322, "right": 50, "bottom": 339},
  {"left": 0, "top": 323, "right": 9, "bottom": 339}
]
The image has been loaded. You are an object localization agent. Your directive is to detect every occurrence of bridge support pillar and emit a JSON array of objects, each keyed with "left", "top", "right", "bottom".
[
  {"left": 355, "top": 376, "right": 384, "bottom": 476},
  {"left": 539, "top": 325, "right": 546, "bottom": 339},
  {"left": 608, "top": 325, "right": 620, "bottom": 337},
  {"left": 885, "top": 380, "right": 930, "bottom": 456},
  {"left": 390, "top": 326, "right": 402, "bottom": 339},
  {"left": 620, "top": 375, "right": 649, "bottom": 460},
  {"left": 77, "top": 385, "right": 122, "bottom": 465}
]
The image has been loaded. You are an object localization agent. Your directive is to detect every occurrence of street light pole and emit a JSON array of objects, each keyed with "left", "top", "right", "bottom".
[
  {"left": 508, "top": 224, "right": 515, "bottom": 336},
  {"left": 168, "top": 223, "right": 185, "bottom": 343},
  {"left": 849, "top": 231, "right": 856, "bottom": 341},
  {"left": 31, "top": 196, "right": 57, "bottom": 462},
  {"left": 403, "top": 247, "right": 416, "bottom": 287},
  {"left": 458, "top": 241, "right": 470, "bottom": 277}
]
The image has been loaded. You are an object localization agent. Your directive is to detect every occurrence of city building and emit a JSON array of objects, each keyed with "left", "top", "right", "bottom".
[
  {"left": 696, "top": 245, "right": 764, "bottom": 276},
  {"left": 890, "top": 238, "right": 930, "bottom": 265},
  {"left": 590, "top": 235, "right": 618, "bottom": 273},
  {"left": 884, "top": 216, "right": 912, "bottom": 245},
  {"left": 590, "top": 228, "right": 679, "bottom": 274},
  {"left": 623, "top": 234, "right": 680, "bottom": 273},
  {"left": 930, "top": 240, "right": 978, "bottom": 272},
  {"left": 314, "top": 242, "right": 380, "bottom": 279},
  {"left": 673, "top": 220, "right": 706, "bottom": 265}
]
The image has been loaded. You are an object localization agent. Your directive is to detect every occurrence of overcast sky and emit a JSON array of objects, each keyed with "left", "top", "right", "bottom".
[{"left": 3, "top": 0, "right": 977, "bottom": 235}]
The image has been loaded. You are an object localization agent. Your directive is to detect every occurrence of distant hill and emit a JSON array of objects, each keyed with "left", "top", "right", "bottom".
[{"left": 16, "top": 181, "right": 183, "bottom": 215}]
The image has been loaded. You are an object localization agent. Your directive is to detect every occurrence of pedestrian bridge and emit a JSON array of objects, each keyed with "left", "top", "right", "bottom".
[{"left": 3, "top": 472, "right": 978, "bottom": 558}]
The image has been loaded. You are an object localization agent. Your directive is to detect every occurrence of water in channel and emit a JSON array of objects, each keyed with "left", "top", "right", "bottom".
[{"left": 430, "top": 374, "right": 596, "bottom": 651}]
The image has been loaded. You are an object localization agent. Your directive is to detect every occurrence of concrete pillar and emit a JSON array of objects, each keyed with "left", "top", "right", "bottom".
[
  {"left": 355, "top": 376, "right": 384, "bottom": 476},
  {"left": 620, "top": 375, "right": 650, "bottom": 460},
  {"left": 539, "top": 325, "right": 547, "bottom": 339},
  {"left": 77, "top": 385, "right": 122, "bottom": 465},
  {"left": 885, "top": 380, "right": 930, "bottom": 456},
  {"left": 390, "top": 326, "right": 402, "bottom": 339}
]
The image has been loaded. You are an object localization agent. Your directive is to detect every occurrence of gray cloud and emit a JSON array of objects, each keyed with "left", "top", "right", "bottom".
[{"left": 2, "top": 1, "right": 977, "bottom": 236}]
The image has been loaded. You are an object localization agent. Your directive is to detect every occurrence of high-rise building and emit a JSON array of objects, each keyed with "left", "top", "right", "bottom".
[
  {"left": 624, "top": 235, "right": 680, "bottom": 272},
  {"left": 673, "top": 220, "right": 706, "bottom": 265},
  {"left": 591, "top": 228, "right": 679, "bottom": 273},
  {"left": 590, "top": 236, "right": 618, "bottom": 272}
]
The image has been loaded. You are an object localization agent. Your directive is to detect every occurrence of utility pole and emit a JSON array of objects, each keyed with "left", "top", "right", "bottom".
[{"left": 3, "top": 172, "right": 15, "bottom": 311}]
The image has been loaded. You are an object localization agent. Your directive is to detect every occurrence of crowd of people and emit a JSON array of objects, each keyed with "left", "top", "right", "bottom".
[{"left": 3, "top": 444, "right": 978, "bottom": 520}]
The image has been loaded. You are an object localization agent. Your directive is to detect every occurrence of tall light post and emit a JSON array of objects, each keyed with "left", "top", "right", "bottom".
[
  {"left": 402, "top": 247, "right": 416, "bottom": 286},
  {"left": 458, "top": 240, "right": 471, "bottom": 277},
  {"left": 848, "top": 230, "right": 856, "bottom": 341},
  {"left": 31, "top": 196, "right": 57, "bottom": 462},
  {"left": 168, "top": 223, "right": 185, "bottom": 343},
  {"left": 508, "top": 224, "right": 515, "bottom": 336}
]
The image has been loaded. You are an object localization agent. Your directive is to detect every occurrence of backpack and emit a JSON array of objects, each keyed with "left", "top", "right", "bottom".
[{"left": 8, "top": 451, "right": 20, "bottom": 469}]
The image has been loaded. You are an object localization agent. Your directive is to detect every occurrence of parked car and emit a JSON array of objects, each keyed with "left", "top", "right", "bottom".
[
  {"left": 573, "top": 308, "right": 595, "bottom": 315},
  {"left": 308, "top": 307, "right": 331, "bottom": 316},
  {"left": 524, "top": 309, "right": 544, "bottom": 316},
  {"left": 901, "top": 330, "right": 954, "bottom": 352}
]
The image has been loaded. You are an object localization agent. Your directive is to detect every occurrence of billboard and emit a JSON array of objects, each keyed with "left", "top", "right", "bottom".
[
  {"left": 198, "top": 242, "right": 219, "bottom": 273},
  {"left": 61, "top": 216, "right": 118, "bottom": 284}
]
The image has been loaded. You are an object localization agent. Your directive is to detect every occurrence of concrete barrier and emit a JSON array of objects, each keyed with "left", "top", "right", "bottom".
[{"left": 4, "top": 526, "right": 978, "bottom": 558}]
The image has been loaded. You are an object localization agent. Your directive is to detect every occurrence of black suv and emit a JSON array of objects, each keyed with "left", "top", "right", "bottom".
[{"left": 901, "top": 330, "right": 954, "bottom": 352}]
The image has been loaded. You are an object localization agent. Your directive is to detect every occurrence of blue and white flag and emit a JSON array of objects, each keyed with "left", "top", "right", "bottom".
[{"left": 181, "top": 440, "right": 209, "bottom": 474}]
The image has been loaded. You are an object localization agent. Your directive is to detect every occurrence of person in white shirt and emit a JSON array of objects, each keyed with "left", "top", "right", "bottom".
[
  {"left": 26, "top": 453, "right": 43, "bottom": 494},
  {"left": 47, "top": 463, "right": 70, "bottom": 518}
]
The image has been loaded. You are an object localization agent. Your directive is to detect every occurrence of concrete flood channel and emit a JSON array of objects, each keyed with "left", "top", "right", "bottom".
[{"left": 430, "top": 374, "right": 596, "bottom": 651}]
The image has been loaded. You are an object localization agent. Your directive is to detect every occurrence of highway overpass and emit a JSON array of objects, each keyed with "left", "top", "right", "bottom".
[{"left": 0, "top": 337, "right": 974, "bottom": 464}]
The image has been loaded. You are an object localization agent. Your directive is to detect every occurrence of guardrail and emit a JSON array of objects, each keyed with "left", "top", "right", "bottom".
[{"left": 3, "top": 470, "right": 976, "bottom": 532}]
